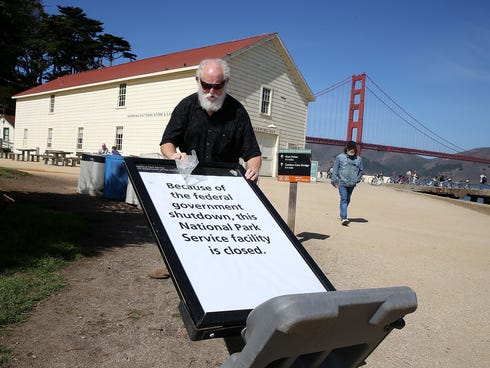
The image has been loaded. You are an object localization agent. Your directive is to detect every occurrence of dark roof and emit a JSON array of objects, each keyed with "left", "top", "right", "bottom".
[
  {"left": 2, "top": 115, "right": 15, "bottom": 128},
  {"left": 14, "top": 33, "right": 275, "bottom": 98}
]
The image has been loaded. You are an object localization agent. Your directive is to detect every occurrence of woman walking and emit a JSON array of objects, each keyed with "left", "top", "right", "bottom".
[{"left": 331, "top": 141, "right": 364, "bottom": 226}]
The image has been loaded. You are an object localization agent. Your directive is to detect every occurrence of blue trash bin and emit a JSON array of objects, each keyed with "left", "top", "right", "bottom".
[{"left": 103, "top": 155, "right": 128, "bottom": 200}]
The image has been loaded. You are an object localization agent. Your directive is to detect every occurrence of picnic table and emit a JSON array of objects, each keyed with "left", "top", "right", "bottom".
[
  {"left": 44, "top": 150, "right": 73, "bottom": 165},
  {"left": 15, "top": 148, "right": 37, "bottom": 161}
]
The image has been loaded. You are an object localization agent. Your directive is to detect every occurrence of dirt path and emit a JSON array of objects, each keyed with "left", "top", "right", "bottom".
[{"left": 1, "top": 160, "right": 489, "bottom": 367}]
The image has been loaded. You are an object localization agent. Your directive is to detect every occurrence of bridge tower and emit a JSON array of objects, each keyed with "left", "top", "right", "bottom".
[{"left": 347, "top": 73, "right": 366, "bottom": 154}]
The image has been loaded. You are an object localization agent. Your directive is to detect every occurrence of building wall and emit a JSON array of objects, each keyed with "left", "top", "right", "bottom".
[
  {"left": 14, "top": 70, "right": 196, "bottom": 155},
  {"left": 228, "top": 39, "right": 309, "bottom": 175},
  {"left": 13, "top": 38, "right": 311, "bottom": 177}
]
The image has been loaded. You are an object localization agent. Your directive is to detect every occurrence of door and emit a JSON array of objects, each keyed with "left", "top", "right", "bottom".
[{"left": 255, "top": 132, "right": 277, "bottom": 177}]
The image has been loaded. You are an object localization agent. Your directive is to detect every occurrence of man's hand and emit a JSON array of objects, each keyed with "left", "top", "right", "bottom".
[
  {"left": 161, "top": 143, "right": 188, "bottom": 161},
  {"left": 171, "top": 152, "right": 188, "bottom": 161},
  {"left": 245, "top": 156, "right": 261, "bottom": 183},
  {"left": 245, "top": 168, "right": 259, "bottom": 183}
]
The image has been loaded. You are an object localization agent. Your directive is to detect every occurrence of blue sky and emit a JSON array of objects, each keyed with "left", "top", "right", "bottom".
[{"left": 43, "top": 0, "right": 490, "bottom": 150}]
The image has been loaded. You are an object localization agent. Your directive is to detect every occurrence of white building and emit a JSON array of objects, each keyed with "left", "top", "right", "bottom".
[
  {"left": 13, "top": 33, "right": 314, "bottom": 176},
  {"left": 1, "top": 114, "right": 15, "bottom": 150}
]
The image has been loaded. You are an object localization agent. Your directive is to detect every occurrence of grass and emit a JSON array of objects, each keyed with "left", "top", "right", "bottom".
[
  {"left": 1, "top": 167, "right": 90, "bottom": 364},
  {"left": 0, "top": 203, "right": 89, "bottom": 272},
  {"left": 0, "top": 203, "right": 90, "bottom": 326},
  {"left": 0, "top": 257, "right": 68, "bottom": 326},
  {"left": 0, "top": 167, "right": 26, "bottom": 179},
  {"left": 0, "top": 345, "right": 9, "bottom": 366}
]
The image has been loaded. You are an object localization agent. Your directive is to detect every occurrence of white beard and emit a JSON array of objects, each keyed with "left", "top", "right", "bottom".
[{"left": 198, "top": 88, "right": 227, "bottom": 112}]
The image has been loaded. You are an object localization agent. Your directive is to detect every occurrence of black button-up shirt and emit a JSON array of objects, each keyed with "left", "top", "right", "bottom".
[{"left": 160, "top": 93, "right": 261, "bottom": 163}]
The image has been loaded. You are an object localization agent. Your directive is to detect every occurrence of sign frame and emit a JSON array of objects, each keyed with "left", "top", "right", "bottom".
[
  {"left": 277, "top": 149, "right": 312, "bottom": 183},
  {"left": 124, "top": 157, "right": 335, "bottom": 339}
]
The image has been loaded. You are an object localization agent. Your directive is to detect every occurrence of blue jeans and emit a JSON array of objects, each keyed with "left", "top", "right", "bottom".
[{"left": 338, "top": 185, "right": 355, "bottom": 219}]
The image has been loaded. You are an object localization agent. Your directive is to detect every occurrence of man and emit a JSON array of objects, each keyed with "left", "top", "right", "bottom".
[
  {"left": 331, "top": 141, "right": 363, "bottom": 226},
  {"left": 149, "top": 58, "right": 262, "bottom": 279},
  {"left": 98, "top": 143, "right": 109, "bottom": 155}
]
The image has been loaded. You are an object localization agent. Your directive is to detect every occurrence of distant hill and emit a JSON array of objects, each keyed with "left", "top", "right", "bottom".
[{"left": 306, "top": 143, "right": 490, "bottom": 183}]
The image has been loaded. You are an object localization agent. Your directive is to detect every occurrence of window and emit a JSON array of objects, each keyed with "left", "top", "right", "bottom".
[
  {"left": 2, "top": 127, "right": 9, "bottom": 141},
  {"left": 118, "top": 83, "right": 127, "bottom": 107},
  {"left": 76, "top": 127, "right": 84, "bottom": 150},
  {"left": 49, "top": 94, "right": 55, "bottom": 113},
  {"left": 260, "top": 86, "right": 272, "bottom": 115},
  {"left": 23, "top": 129, "right": 28, "bottom": 147},
  {"left": 287, "top": 142, "right": 301, "bottom": 149},
  {"left": 115, "top": 126, "right": 123, "bottom": 150},
  {"left": 47, "top": 128, "right": 53, "bottom": 148}
]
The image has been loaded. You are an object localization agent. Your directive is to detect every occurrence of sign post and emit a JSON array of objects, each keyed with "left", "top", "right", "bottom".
[
  {"left": 277, "top": 149, "right": 312, "bottom": 231},
  {"left": 287, "top": 181, "right": 298, "bottom": 231}
]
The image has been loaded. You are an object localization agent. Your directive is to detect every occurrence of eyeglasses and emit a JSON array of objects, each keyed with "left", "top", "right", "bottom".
[{"left": 199, "top": 79, "right": 227, "bottom": 90}]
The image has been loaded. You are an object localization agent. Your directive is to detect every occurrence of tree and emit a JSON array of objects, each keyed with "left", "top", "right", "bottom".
[
  {"left": 0, "top": 0, "right": 45, "bottom": 114},
  {"left": 0, "top": 3, "right": 138, "bottom": 113},
  {"left": 42, "top": 6, "right": 137, "bottom": 79},
  {"left": 43, "top": 6, "right": 105, "bottom": 80},
  {"left": 98, "top": 34, "right": 137, "bottom": 67},
  {"left": 16, "top": 17, "right": 50, "bottom": 87}
]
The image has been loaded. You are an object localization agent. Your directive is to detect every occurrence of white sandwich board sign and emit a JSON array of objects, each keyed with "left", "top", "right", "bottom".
[{"left": 124, "top": 158, "right": 335, "bottom": 339}]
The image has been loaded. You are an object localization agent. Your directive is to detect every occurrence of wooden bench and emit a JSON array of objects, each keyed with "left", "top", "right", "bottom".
[
  {"left": 29, "top": 154, "right": 42, "bottom": 162},
  {"left": 42, "top": 154, "right": 54, "bottom": 165},
  {"left": 42, "top": 153, "right": 61, "bottom": 165},
  {"left": 51, "top": 156, "right": 61, "bottom": 165},
  {"left": 65, "top": 156, "right": 80, "bottom": 167},
  {"left": 1, "top": 151, "right": 14, "bottom": 160},
  {"left": 58, "top": 156, "right": 69, "bottom": 166}
]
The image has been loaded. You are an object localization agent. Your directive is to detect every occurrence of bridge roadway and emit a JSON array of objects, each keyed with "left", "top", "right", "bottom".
[
  {"left": 389, "top": 184, "right": 490, "bottom": 204},
  {"left": 306, "top": 137, "right": 490, "bottom": 164}
]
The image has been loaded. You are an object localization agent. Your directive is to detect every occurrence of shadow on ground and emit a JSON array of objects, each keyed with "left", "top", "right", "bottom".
[
  {"left": 2, "top": 191, "right": 155, "bottom": 253},
  {"left": 348, "top": 218, "right": 368, "bottom": 223},
  {"left": 296, "top": 231, "right": 330, "bottom": 243}
]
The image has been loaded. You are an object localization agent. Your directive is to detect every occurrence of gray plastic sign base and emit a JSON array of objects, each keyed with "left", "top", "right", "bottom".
[{"left": 220, "top": 286, "right": 417, "bottom": 368}]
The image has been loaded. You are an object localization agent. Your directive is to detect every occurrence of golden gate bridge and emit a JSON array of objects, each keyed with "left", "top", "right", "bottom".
[{"left": 306, "top": 73, "right": 490, "bottom": 165}]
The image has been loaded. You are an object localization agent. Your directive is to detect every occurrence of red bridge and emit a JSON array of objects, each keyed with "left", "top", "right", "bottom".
[{"left": 306, "top": 74, "right": 490, "bottom": 165}]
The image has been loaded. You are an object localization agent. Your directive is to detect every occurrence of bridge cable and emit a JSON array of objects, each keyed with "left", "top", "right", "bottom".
[
  {"left": 366, "top": 75, "right": 466, "bottom": 152},
  {"left": 314, "top": 77, "right": 351, "bottom": 97},
  {"left": 365, "top": 86, "right": 462, "bottom": 153}
]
